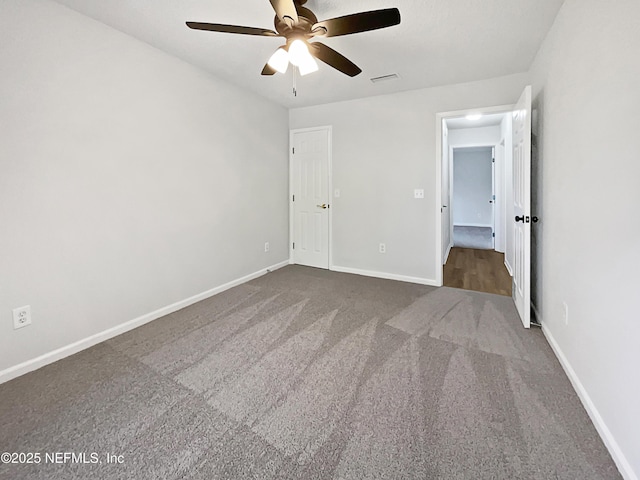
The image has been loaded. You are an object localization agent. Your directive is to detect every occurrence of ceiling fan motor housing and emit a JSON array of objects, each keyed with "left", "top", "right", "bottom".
[{"left": 275, "top": 6, "right": 320, "bottom": 40}]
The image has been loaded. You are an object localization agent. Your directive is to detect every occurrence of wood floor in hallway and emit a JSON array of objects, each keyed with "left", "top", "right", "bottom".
[{"left": 444, "top": 247, "right": 512, "bottom": 296}]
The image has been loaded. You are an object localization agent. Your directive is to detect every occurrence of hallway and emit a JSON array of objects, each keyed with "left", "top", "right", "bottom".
[{"left": 444, "top": 247, "right": 512, "bottom": 296}]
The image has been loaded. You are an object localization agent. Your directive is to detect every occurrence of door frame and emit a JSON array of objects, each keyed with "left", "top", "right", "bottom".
[
  {"left": 491, "top": 146, "right": 496, "bottom": 249},
  {"left": 435, "top": 104, "right": 513, "bottom": 286},
  {"left": 289, "top": 126, "right": 333, "bottom": 268}
]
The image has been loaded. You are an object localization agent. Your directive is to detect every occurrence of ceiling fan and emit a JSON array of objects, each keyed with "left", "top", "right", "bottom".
[{"left": 186, "top": 0, "right": 401, "bottom": 77}]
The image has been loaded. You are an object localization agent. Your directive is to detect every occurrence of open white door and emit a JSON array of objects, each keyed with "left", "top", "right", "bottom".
[
  {"left": 512, "top": 86, "right": 532, "bottom": 328},
  {"left": 291, "top": 128, "right": 330, "bottom": 269},
  {"left": 441, "top": 121, "right": 451, "bottom": 263}
]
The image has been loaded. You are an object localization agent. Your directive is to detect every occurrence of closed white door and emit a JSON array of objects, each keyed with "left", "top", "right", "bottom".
[
  {"left": 291, "top": 128, "right": 330, "bottom": 269},
  {"left": 512, "top": 86, "right": 532, "bottom": 328}
]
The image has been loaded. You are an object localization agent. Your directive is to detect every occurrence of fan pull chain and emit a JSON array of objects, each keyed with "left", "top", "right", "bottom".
[{"left": 292, "top": 66, "right": 297, "bottom": 97}]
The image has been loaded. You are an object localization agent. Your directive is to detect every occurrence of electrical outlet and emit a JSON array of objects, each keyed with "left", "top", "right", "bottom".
[
  {"left": 414, "top": 189, "right": 425, "bottom": 199},
  {"left": 379, "top": 243, "right": 386, "bottom": 254},
  {"left": 562, "top": 301, "right": 569, "bottom": 325},
  {"left": 264, "top": 242, "right": 270, "bottom": 252},
  {"left": 13, "top": 305, "right": 32, "bottom": 329}
]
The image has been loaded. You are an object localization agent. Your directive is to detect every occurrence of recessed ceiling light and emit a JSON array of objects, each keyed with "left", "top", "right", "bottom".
[{"left": 466, "top": 113, "right": 483, "bottom": 121}]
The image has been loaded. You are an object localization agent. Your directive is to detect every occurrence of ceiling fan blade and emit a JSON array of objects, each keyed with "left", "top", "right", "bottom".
[
  {"left": 269, "top": 0, "right": 299, "bottom": 25},
  {"left": 261, "top": 63, "right": 277, "bottom": 76},
  {"left": 312, "top": 8, "right": 401, "bottom": 38},
  {"left": 186, "top": 22, "right": 279, "bottom": 36},
  {"left": 309, "top": 42, "right": 362, "bottom": 77}
]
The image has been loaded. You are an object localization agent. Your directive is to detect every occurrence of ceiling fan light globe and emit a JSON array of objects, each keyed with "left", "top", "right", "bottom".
[
  {"left": 267, "top": 47, "right": 289, "bottom": 74},
  {"left": 298, "top": 56, "right": 319, "bottom": 76},
  {"left": 288, "top": 39, "right": 310, "bottom": 67}
]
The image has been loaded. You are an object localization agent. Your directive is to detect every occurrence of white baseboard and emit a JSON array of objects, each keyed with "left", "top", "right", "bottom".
[
  {"left": 504, "top": 259, "right": 513, "bottom": 276},
  {"left": 0, "top": 260, "right": 290, "bottom": 385},
  {"left": 331, "top": 265, "right": 438, "bottom": 287},
  {"left": 542, "top": 324, "right": 637, "bottom": 480}
]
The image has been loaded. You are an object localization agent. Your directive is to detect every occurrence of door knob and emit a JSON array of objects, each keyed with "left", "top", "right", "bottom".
[
  {"left": 515, "top": 215, "right": 525, "bottom": 223},
  {"left": 316, "top": 204, "right": 328, "bottom": 209},
  {"left": 532, "top": 216, "right": 539, "bottom": 223}
]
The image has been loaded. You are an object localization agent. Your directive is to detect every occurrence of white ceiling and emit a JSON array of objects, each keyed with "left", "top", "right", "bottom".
[{"left": 51, "top": 0, "right": 565, "bottom": 108}]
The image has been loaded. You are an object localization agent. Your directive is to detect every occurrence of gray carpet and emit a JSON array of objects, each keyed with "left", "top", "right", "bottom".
[
  {"left": 453, "top": 225, "right": 494, "bottom": 250},
  {"left": 0, "top": 266, "right": 620, "bottom": 479}
]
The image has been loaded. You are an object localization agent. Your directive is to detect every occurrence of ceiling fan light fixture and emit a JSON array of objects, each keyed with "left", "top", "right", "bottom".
[
  {"left": 267, "top": 47, "right": 289, "bottom": 74},
  {"left": 187, "top": 4, "right": 402, "bottom": 79}
]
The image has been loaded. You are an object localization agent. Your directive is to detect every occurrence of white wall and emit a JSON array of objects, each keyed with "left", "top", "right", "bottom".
[
  {"left": 290, "top": 74, "right": 528, "bottom": 284},
  {"left": 448, "top": 126, "right": 502, "bottom": 147},
  {"left": 0, "top": 0, "right": 289, "bottom": 375},
  {"left": 529, "top": 0, "right": 640, "bottom": 478},
  {"left": 452, "top": 148, "right": 493, "bottom": 227}
]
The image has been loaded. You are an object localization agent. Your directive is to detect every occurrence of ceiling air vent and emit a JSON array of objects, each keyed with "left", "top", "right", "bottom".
[{"left": 370, "top": 73, "right": 400, "bottom": 84}]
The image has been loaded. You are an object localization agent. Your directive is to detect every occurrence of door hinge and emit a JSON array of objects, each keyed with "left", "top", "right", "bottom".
[
  {"left": 492, "top": 232, "right": 495, "bottom": 238},
  {"left": 292, "top": 242, "right": 295, "bottom": 250},
  {"left": 493, "top": 195, "right": 496, "bottom": 200},
  {"left": 292, "top": 194, "right": 295, "bottom": 202},
  {"left": 292, "top": 147, "right": 295, "bottom": 154}
]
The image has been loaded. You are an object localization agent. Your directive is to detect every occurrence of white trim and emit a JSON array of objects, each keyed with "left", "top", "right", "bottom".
[
  {"left": 327, "top": 128, "right": 333, "bottom": 269},
  {"left": 542, "top": 324, "right": 637, "bottom": 480},
  {"left": 331, "top": 265, "right": 438, "bottom": 286},
  {"left": 444, "top": 242, "right": 452, "bottom": 265},
  {"left": 451, "top": 142, "right": 498, "bottom": 149},
  {"left": 448, "top": 145, "right": 454, "bottom": 256},
  {"left": 435, "top": 117, "right": 443, "bottom": 286},
  {"left": 453, "top": 223, "right": 494, "bottom": 228},
  {"left": 289, "top": 126, "right": 333, "bottom": 269},
  {"left": 504, "top": 258, "right": 514, "bottom": 276},
  {"left": 289, "top": 132, "right": 294, "bottom": 261},
  {"left": 0, "top": 260, "right": 289, "bottom": 385}
]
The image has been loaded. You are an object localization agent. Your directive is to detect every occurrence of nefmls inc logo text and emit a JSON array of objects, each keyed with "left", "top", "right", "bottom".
[
  {"left": 1, "top": 451, "right": 125, "bottom": 465},
  {"left": 46, "top": 452, "right": 100, "bottom": 464}
]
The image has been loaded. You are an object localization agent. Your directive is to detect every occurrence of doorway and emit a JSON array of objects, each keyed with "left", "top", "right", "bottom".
[
  {"left": 451, "top": 146, "right": 495, "bottom": 250},
  {"left": 289, "top": 126, "right": 332, "bottom": 269},
  {"left": 435, "top": 86, "right": 532, "bottom": 328},
  {"left": 438, "top": 109, "right": 513, "bottom": 297}
]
